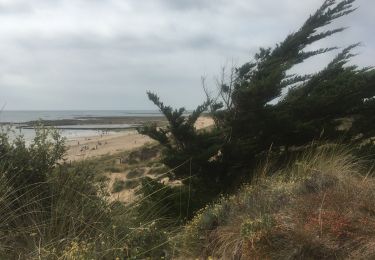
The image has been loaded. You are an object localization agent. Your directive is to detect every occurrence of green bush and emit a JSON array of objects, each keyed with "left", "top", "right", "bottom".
[{"left": 0, "top": 127, "right": 172, "bottom": 259}]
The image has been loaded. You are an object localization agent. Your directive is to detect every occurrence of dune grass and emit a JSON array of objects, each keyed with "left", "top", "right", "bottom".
[
  {"left": 3, "top": 125, "right": 375, "bottom": 259},
  {"left": 176, "top": 144, "right": 375, "bottom": 259},
  {"left": 0, "top": 163, "right": 177, "bottom": 259},
  {"left": 0, "top": 128, "right": 176, "bottom": 259}
]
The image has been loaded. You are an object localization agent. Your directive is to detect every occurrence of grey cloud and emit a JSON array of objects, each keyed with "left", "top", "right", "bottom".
[
  {"left": 0, "top": 0, "right": 64, "bottom": 14},
  {"left": 0, "top": 0, "right": 373, "bottom": 110},
  {"left": 12, "top": 30, "right": 236, "bottom": 55},
  {"left": 0, "top": 3, "right": 33, "bottom": 14},
  {"left": 157, "top": 0, "right": 224, "bottom": 11}
]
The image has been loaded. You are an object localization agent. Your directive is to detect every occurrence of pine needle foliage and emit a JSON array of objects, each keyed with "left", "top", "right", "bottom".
[
  {"left": 141, "top": 0, "right": 375, "bottom": 191},
  {"left": 139, "top": 92, "right": 222, "bottom": 182},
  {"left": 224, "top": 0, "right": 375, "bottom": 171}
]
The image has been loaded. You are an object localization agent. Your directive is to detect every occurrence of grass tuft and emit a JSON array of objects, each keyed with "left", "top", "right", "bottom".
[{"left": 176, "top": 144, "right": 375, "bottom": 259}]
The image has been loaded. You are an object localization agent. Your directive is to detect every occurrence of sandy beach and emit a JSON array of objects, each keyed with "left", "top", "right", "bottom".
[{"left": 65, "top": 116, "right": 214, "bottom": 161}]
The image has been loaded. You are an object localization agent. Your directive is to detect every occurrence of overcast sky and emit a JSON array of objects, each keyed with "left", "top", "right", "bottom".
[{"left": 0, "top": 0, "right": 373, "bottom": 110}]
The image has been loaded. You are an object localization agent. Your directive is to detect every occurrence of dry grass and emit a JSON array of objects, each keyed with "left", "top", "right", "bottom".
[{"left": 176, "top": 144, "right": 375, "bottom": 259}]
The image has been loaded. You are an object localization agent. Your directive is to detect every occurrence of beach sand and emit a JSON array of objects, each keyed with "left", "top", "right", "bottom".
[{"left": 65, "top": 116, "right": 214, "bottom": 161}]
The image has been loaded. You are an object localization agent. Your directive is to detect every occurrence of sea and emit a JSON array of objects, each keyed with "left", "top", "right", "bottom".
[{"left": 0, "top": 110, "right": 162, "bottom": 142}]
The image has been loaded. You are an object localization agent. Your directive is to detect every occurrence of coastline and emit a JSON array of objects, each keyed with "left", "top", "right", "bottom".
[
  {"left": 64, "top": 116, "right": 214, "bottom": 161},
  {"left": 1, "top": 112, "right": 214, "bottom": 162},
  {"left": 19, "top": 115, "right": 167, "bottom": 127},
  {"left": 65, "top": 130, "right": 154, "bottom": 161},
  {"left": 1, "top": 114, "right": 167, "bottom": 149}
]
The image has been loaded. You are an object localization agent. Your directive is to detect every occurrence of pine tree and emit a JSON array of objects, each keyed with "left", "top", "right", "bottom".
[
  {"left": 221, "top": 0, "right": 375, "bottom": 171},
  {"left": 141, "top": 0, "right": 375, "bottom": 191},
  {"left": 139, "top": 92, "right": 222, "bottom": 183}
]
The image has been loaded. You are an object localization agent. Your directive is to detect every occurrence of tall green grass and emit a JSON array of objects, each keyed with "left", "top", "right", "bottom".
[{"left": 0, "top": 127, "right": 177, "bottom": 259}]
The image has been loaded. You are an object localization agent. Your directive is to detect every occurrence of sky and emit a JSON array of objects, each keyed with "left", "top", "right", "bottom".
[{"left": 0, "top": 0, "right": 373, "bottom": 110}]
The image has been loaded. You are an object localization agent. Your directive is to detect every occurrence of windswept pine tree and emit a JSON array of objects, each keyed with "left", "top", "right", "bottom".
[
  {"left": 139, "top": 92, "right": 222, "bottom": 182},
  {"left": 141, "top": 0, "right": 375, "bottom": 192},
  {"left": 223, "top": 0, "right": 375, "bottom": 171}
]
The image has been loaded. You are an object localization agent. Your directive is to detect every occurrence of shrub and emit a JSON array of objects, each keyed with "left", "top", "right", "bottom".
[{"left": 0, "top": 127, "right": 172, "bottom": 259}]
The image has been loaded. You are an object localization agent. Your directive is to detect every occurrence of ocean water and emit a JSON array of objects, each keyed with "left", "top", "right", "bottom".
[
  {"left": 0, "top": 110, "right": 161, "bottom": 142},
  {"left": 0, "top": 110, "right": 161, "bottom": 123},
  {"left": 6, "top": 127, "right": 109, "bottom": 143}
]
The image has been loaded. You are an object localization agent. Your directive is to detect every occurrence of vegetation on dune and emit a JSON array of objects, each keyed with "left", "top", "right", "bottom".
[
  {"left": 2, "top": 126, "right": 375, "bottom": 259},
  {"left": 177, "top": 145, "right": 375, "bottom": 259},
  {"left": 1, "top": 0, "right": 375, "bottom": 259},
  {"left": 0, "top": 129, "right": 174, "bottom": 259}
]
